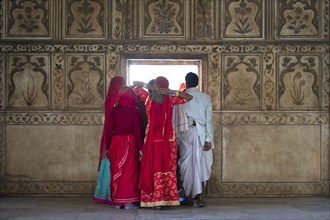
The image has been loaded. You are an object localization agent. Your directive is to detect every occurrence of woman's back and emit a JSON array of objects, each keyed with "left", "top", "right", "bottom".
[{"left": 111, "top": 105, "right": 141, "bottom": 136}]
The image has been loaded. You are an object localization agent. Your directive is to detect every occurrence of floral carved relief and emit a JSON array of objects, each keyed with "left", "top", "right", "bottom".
[
  {"left": 8, "top": 55, "right": 49, "bottom": 108},
  {"left": 67, "top": 0, "right": 104, "bottom": 37},
  {"left": 0, "top": 1, "right": 3, "bottom": 39},
  {"left": 7, "top": 0, "right": 49, "bottom": 37},
  {"left": 224, "top": 0, "right": 262, "bottom": 38},
  {"left": 263, "top": 51, "right": 275, "bottom": 110},
  {"left": 323, "top": 52, "right": 330, "bottom": 109},
  {"left": 106, "top": 46, "right": 122, "bottom": 88},
  {"left": 195, "top": 0, "right": 214, "bottom": 39},
  {"left": 325, "top": 0, "right": 329, "bottom": 37},
  {"left": 112, "top": 0, "right": 133, "bottom": 39},
  {"left": 52, "top": 53, "right": 65, "bottom": 110},
  {"left": 278, "top": 0, "right": 319, "bottom": 37},
  {"left": 1, "top": 182, "right": 95, "bottom": 194},
  {"left": 0, "top": 53, "right": 4, "bottom": 109},
  {"left": 218, "top": 183, "right": 327, "bottom": 196},
  {"left": 221, "top": 112, "right": 328, "bottom": 125},
  {"left": 67, "top": 54, "right": 104, "bottom": 109},
  {"left": 209, "top": 52, "right": 221, "bottom": 110},
  {"left": 6, "top": 112, "right": 104, "bottom": 125},
  {"left": 143, "top": 0, "right": 185, "bottom": 37},
  {"left": 223, "top": 55, "right": 261, "bottom": 110},
  {"left": 278, "top": 55, "right": 320, "bottom": 109}
]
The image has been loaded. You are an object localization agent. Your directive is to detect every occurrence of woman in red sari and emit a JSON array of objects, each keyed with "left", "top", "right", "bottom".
[
  {"left": 133, "top": 76, "right": 192, "bottom": 208},
  {"left": 107, "top": 86, "right": 143, "bottom": 209}
]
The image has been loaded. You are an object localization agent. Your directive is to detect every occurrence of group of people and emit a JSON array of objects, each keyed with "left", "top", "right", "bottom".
[{"left": 94, "top": 72, "right": 214, "bottom": 210}]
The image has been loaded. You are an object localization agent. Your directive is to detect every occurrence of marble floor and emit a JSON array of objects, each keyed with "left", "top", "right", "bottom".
[{"left": 0, "top": 196, "right": 329, "bottom": 220}]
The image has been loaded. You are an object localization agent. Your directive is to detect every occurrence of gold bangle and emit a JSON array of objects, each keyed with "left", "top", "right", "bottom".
[{"left": 176, "top": 90, "right": 180, "bottom": 96}]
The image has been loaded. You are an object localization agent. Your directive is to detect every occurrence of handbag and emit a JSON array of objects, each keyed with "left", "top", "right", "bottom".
[{"left": 93, "top": 158, "right": 111, "bottom": 203}]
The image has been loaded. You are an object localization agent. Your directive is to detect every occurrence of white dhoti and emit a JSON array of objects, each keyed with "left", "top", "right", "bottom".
[{"left": 178, "top": 126, "right": 213, "bottom": 198}]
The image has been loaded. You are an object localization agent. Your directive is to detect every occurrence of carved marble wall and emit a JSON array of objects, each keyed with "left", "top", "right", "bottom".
[{"left": 0, "top": 0, "right": 329, "bottom": 196}]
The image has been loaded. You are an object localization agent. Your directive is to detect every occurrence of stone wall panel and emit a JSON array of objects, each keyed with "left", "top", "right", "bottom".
[
  {"left": 66, "top": 53, "right": 104, "bottom": 109},
  {"left": 193, "top": 0, "right": 215, "bottom": 39},
  {"left": 223, "top": 54, "right": 261, "bottom": 110},
  {"left": 222, "top": 0, "right": 264, "bottom": 39},
  {"left": 0, "top": 52, "right": 4, "bottom": 110},
  {"left": 140, "top": 0, "right": 188, "bottom": 39},
  {"left": 276, "top": 0, "right": 322, "bottom": 39},
  {"left": 6, "top": 0, "right": 51, "bottom": 38},
  {"left": 7, "top": 54, "right": 50, "bottom": 109},
  {"left": 5, "top": 125, "right": 101, "bottom": 181},
  {"left": 111, "top": 0, "right": 134, "bottom": 39},
  {"left": 64, "top": 0, "right": 106, "bottom": 39},
  {"left": 0, "top": 1, "right": 328, "bottom": 196}
]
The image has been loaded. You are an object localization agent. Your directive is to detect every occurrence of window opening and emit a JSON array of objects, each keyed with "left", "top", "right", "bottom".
[{"left": 127, "top": 59, "right": 201, "bottom": 90}]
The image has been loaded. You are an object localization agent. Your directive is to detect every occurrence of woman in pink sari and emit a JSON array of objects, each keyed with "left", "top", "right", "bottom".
[
  {"left": 107, "top": 86, "right": 143, "bottom": 209},
  {"left": 133, "top": 76, "right": 192, "bottom": 208}
]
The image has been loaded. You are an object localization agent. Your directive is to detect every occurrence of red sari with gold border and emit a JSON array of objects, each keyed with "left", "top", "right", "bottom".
[{"left": 134, "top": 86, "right": 185, "bottom": 207}]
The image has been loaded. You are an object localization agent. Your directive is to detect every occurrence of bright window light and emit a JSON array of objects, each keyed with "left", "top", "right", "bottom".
[{"left": 128, "top": 60, "right": 200, "bottom": 90}]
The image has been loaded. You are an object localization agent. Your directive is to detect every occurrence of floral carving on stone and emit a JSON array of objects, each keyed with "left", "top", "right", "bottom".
[
  {"left": 8, "top": 55, "right": 49, "bottom": 108},
  {"left": 1, "top": 182, "right": 95, "bottom": 194},
  {"left": 263, "top": 51, "right": 275, "bottom": 110},
  {"left": 143, "top": 0, "right": 184, "bottom": 36},
  {"left": 67, "top": 54, "right": 104, "bottom": 109},
  {"left": 0, "top": 53, "right": 4, "bottom": 109},
  {"left": 224, "top": 0, "right": 262, "bottom": 38},
  {"left": 0, "top": 1, "right": 3, "bottom": 39},
  {"left": 223, "top": 55, "right": 261, "bottom": 110},
  {"left": 7, "top": 0, "right": 49, "bottom": 37},
  {"left": 209, "top": 52, "right": 221, "bottom": 110},
  {"left": 323, "top": 52, "right": 330, "bottom": 109},
  {"left": 67, "top": 0, "right": 104, "bottom": 37},
  {"left": 112, "top": 0, "right": 133, "bottom": 39},
  {"left": 6, "top": 112, "right": 104, "bottom": 125},
  {"left": 52, "top": 53, "right": 65, "bottom": 110},
  {"left": 278, "top": 55, "right": 320, "bottom": 109},
  {"left": 278, "top": 0, "right": 319, "bottom": 37},
  {"left": 195, "top": 0, "right": 214, "bottom": 39}
]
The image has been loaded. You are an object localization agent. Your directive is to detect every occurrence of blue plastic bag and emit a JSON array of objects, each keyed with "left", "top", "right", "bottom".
[{"left": 93, "top": 158, "right": 111, "bottom": 203}]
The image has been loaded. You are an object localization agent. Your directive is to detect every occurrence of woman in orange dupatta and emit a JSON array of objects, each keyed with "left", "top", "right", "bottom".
[{"left": 133, "top": 76, "right": 192, "bottom": 208}]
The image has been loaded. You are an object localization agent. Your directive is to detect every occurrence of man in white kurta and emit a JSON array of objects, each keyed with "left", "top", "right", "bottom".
[{"left": 178, "top": 72, "right": 214, "bottom": 207}]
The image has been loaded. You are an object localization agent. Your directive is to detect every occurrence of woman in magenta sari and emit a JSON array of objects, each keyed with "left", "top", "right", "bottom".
[
  {"left": 107, "top": 86, "right": 143, "bottom": 209},
  {"left": 94, "top": 76, "right": 126, "bottom": 204},
  {"left": 98, "top": 76, "right": 126, "bottom": 169},
  {"left": 133, "top": 76, "right": 192, "bottom": 208}
]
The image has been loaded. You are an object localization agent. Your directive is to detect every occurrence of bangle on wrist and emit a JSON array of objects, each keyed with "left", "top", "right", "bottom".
[
  {"left": 143, "top": 83, "right": 147, "bottom": 88},
  {"left": 175, "top": 90, "right": 180, "bottom": 96}
]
